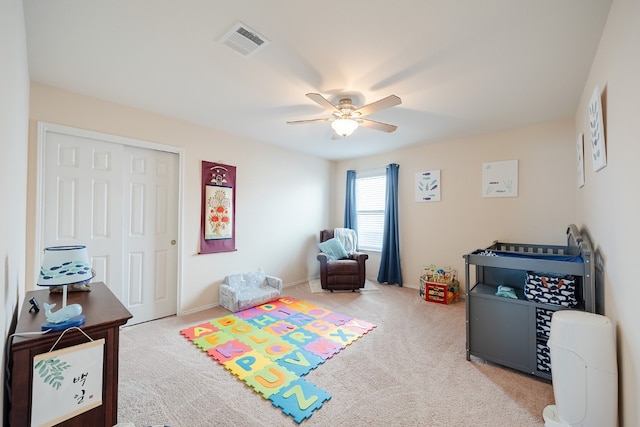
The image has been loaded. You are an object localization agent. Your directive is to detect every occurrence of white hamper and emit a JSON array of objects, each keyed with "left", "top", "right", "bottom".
[{"left": 543, "top": 310, "right": 617, "bottom": 427}]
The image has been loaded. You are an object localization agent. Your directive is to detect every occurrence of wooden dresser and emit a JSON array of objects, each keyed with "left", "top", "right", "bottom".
[{"left": 9, "top": 282, "right": 132, "bottom": 426}]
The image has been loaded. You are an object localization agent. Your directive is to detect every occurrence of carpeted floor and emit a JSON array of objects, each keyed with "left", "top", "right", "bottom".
[{"left": 117, "top": 281, "right": 553, "bottom": 426}]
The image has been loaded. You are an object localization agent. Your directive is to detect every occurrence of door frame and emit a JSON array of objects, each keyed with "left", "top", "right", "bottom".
[{"left": 34, "top": 121, "right": 184, "bottom": 316}]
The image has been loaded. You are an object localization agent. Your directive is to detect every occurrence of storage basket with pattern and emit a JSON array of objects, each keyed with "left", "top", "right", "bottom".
[
  {"left": 525, "top": 272, "right": 577, "bottom": 307},
  {"left": 536, "top": 308, "right": 554, "bottom": 340},
  {"left": 536, "top": 342, "right": 551, "bottom": 373}
]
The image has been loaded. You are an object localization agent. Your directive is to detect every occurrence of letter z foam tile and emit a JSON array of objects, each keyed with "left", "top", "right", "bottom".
[{"left": 270, "top": 378, "right": 332, "bottom": 424}]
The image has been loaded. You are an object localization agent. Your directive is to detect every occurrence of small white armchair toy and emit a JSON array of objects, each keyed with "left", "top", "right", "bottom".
[{"left": 219, "top": 268, "right": 282, "bottom": 312}]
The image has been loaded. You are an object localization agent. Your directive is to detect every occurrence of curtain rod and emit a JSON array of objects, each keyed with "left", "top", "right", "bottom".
[{"left": 350, "top": 164, "right": 397, "bottom": 175}]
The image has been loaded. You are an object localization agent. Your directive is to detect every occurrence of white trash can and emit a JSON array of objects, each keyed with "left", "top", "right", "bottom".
[{"left": 543, "top": 310, "right": 617, "bottom": 426}]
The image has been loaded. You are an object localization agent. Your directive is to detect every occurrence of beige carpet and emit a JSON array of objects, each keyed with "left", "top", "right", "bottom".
[
  {"left": 308, "top": 278, "right": 380, "bottom": 293},
  {"left": 117, "top": 282, "right": 553, "bottom": 427}
]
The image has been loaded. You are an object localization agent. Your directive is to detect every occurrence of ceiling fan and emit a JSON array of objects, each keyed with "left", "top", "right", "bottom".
[{"left": 287, "top": 93, "right": 402, "bottom": 138}]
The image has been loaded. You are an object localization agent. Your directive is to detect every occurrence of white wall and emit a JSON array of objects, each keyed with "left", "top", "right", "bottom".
[
  {"left": 335, "top": 119, "right": 577, "bottom": 290},
  {"left": 26, "top": 83, "right": 331, "bottom": 314},
  {"left": 0, "top": 0, "right": 30, "bottom": 420},
  {"left": 574, "top": 0, "right": 640, "bottom": 424}
]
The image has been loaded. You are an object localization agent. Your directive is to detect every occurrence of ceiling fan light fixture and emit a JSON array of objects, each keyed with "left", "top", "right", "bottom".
[{"left": 331, "top": 118, "right": 359, "bottom": 137}]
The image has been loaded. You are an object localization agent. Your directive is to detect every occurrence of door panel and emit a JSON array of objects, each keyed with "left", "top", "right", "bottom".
[{"left": 55, "top": 176, "right": 78, "bottom": 239}]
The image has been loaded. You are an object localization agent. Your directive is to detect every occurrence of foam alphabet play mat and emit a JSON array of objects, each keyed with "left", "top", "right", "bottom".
[{"left": 180, "top": 296, "right": 376, "bottom": 423}]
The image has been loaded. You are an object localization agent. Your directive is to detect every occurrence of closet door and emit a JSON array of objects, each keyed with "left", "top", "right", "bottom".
[
  {"left": 40, "top": 125, "right": 179, "bottom": 324},
  {"left": 122, "top": 145, "right": 179, "bottom": 322},
  {"left": 43, "top": 130, "right": 125, "bottom": 294}
]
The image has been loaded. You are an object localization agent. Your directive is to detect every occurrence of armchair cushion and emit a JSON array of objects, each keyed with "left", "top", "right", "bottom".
[{"left": 318, "top": 237, "right": 349, "bottom": 261}]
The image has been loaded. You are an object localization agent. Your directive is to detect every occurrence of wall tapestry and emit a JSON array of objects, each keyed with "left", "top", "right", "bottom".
[
  {"left": 31, "top": 339, "right": 105, "bottom": 427},
  {"left": 415, "top": 170, "right": 441, "bottom": 202},
  {"left": 577, "top": 133, "right": 585, "bottom": 188},
  {"left": 482, "top": 160, "right": 518, "bottom": 198},
  {"left": 200, "top": 161, "right": 236, "bottom": 254},
  {"left": 588, "top": 85, "right": 607, "bottom": 172}
]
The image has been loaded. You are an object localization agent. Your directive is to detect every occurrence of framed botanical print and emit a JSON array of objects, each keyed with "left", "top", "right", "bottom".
[
  {"left": 482, "top": 160, "right": 518, "bottom": 198},
  {"left": 588, "top": 86, "right": 607, "bottom": 172},
  {"left": 415, "top": 170, "right": 441, "bottom": 202}
]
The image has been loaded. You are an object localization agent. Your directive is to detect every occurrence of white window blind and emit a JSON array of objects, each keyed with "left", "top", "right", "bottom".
[{"left": 356, "top": 171, "right": 386, "bottom": 251}]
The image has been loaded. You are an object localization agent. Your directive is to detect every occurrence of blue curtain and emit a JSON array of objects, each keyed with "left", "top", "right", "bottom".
[
  {"left": 377, "top": 163, "right": 403, "bottom": 286},
  {"left": 344, "top": 170, "right": 357, "bottom": 232}
]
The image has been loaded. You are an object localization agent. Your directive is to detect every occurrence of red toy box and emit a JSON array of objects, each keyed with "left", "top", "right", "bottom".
[{"left": 423, "top": 280, "right": 459, "bottom": 305}]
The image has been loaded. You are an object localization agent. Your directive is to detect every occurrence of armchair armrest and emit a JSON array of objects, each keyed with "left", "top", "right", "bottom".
[
  {"left": 349, "top": 252, "right": 369, "bottom": 262},
  {"left": 220, "top": 283, "right": 238, "bottom": 298},
  {"left": 317, "top": 252, "right": 329, "bottom": 266},
  {"left": 219, "top": 283, "right": 240, "bottom": 312},
  {"left": 265, "top": 275, "right": 283, "bottom": 292}
]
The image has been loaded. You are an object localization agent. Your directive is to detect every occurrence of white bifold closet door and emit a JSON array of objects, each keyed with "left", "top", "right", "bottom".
[{"left": 41, "top": 125, "right": 179, "bottom": 325}]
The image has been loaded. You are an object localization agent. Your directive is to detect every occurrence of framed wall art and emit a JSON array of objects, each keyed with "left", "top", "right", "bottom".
[
  {"left": 415, "top": 170, "right": 441, "bottom": 202},
  {"left": 588, "top": 85, "right": 607, "bottom": 172},
  {"left": 200, "top": 161, "right": 236, "bottom": 254},
  {"left": 482, "top": 160, "right": 518, "bottom": 198}
]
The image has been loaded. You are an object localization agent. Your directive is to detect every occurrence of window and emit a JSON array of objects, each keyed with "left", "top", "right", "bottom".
[{"left": 355, "top": 170, "right": 386, "bottom": 251}]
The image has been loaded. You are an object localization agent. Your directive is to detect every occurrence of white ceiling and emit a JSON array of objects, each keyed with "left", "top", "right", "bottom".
[{"left": 23, "top": 0, "right": 612, "bottom": 161}]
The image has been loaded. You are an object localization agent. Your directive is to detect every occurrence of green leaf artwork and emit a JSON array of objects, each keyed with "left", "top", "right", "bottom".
[
  {"left": 415, "top": 170, "right": 441, "bottom": 202},
  {"left": 34, "top": 358, "right": 71, "bottom": 390},
  {"left": 588, "top": 86, "right": 607, "bottom": 171}
]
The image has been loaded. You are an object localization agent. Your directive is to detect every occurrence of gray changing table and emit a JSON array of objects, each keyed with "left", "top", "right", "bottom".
[{"left": 463, "top": 224, "right": 595, "bottom": 380}]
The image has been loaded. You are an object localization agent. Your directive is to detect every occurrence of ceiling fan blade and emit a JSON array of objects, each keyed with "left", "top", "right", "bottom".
[
  {"left": 286, "top": 117, "right": 332, "bottom": 125},
  {"left": 360, "top": 118, "right": 398, "bottom": 133},
  {"left": 354, "top": 95, "right": 402, "bottom": 117},
  {"left": 306, "top": 93, "right": 339, "bottom": 113}
]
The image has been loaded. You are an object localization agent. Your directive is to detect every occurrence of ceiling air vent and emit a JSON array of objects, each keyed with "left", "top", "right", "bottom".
[{"left": 220, "top": 22, "right": 270, "bottom": 57}]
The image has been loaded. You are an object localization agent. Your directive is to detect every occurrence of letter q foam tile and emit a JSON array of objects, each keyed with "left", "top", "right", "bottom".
[{"left": 180, "top": 297, "right": 375, "bottom": 424}]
